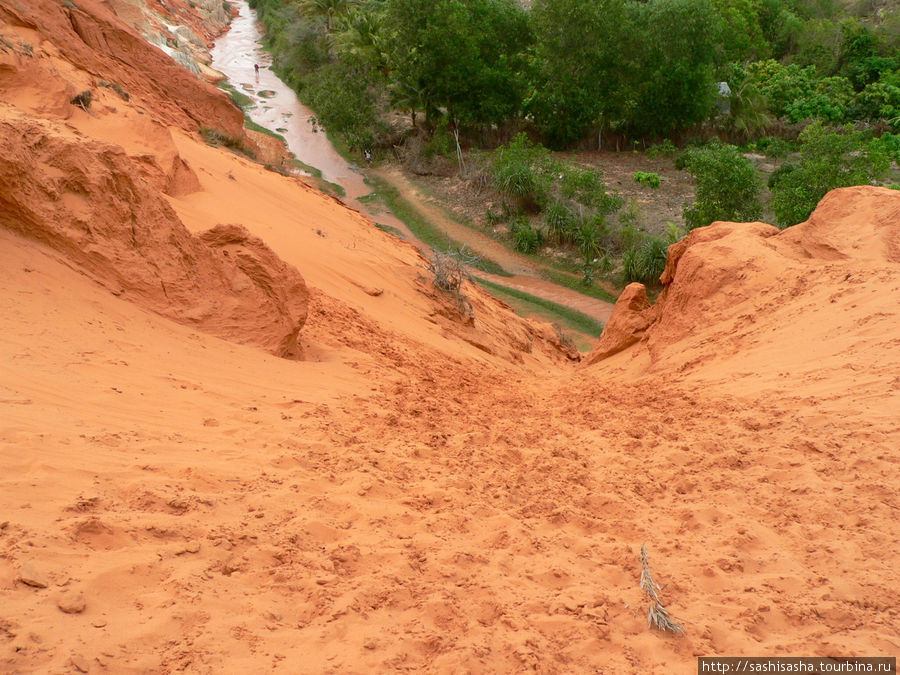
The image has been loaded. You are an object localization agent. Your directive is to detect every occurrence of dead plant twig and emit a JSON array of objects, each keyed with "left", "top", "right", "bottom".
[
  {"left": 640, "top": 544, "right": 685, "bottom": 635},
  {"left": 422, "top": 248, "right": 475, "bottom": 319}
]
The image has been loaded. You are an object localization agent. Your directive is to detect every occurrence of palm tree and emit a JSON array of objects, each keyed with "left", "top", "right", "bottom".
[
  {"left": 727, "top": 79, "right": 773, "bottom": 141},
  {"left": 297, "top": 0, "right": 360, "bottom": 33},
  {"left": 333, "top": 6, "right": 387, "bottom": 71}
]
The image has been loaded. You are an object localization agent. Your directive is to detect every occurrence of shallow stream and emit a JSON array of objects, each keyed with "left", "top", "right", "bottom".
[{"left": 210, "top": 1, "right": 410, "bottom": 236}]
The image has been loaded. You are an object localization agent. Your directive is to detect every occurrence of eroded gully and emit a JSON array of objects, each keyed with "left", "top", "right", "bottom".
[{"left": 211, "top": 1, "right": 614, "bottom": 324}]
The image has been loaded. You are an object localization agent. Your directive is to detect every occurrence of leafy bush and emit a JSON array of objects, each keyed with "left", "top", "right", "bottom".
[
  {"left": 634, "top": 171, "right": 661, "bottom": 188},
  {"left": 851, "top": 73, "right": 900, "bottom": 127},
  {"left": 491, "top": 133, "right": 555, "bottom": 211},
  {"left": 543, "top": 200, "right": 577, "bottom": 244},
  {"left": 681, "top": 141, "right": 762, "bottom": 230},
  {"left": 870, "top": 132, "right": 900, "bottom": 163},
  {"left": 748, "top": 60, "right": 854, "bottom": 123},
  {"left": 510, "top": 214, "right": 544, "bottom": 254},
  {"left": 559, "top": 165, "right": 622, "bottom": 214},
  {"left": 771, "top": 122, "right": 891, "bottom": 227},
  {"left": 622, "top": 236, "right": 668, "bottom": 285},
  {"left": 647, "top": 139, "right": 679, "bottom": 158}
]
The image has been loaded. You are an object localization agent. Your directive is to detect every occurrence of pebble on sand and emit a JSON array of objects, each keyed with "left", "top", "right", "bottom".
[
  {"left": 70, "top": 653, "right": 90, "bottom": 673},
  {"left": 57, "top": 592, "right": 87, "bottom": 614},
  {"left": 17, "top": 563, "right": 49, "bottom": 589}
]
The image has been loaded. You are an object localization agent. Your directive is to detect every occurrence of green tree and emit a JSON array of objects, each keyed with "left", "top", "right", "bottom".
[
  {"left": 626, "top": 0, "right": 721, "bottom": 136},
  {"left": 383, "top": 0, "right": 531, "bottom": 127},
  {"left": 528, "top": 0, "right": 632, "bottom": 148},
  {"left": 681, "top": 141, "right": 763, "bottom": 230},
  {"left": 770, "top": 122, "right": 891, "bottom": 227},
  {"left": 303, "top": 56, "right": 380, "bottom": 149}
]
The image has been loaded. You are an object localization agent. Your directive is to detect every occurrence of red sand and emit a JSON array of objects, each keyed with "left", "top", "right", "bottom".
[{"left": 1, "top": 0, "right": 898, "bottom": 672}]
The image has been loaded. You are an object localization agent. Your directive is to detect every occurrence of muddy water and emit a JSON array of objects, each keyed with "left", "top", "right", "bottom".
[
  {"left": 210, "top": 1, "right": 414, "bottom": 236},
  {"left": 211, "top": 3, "right": 613, "bottom": 327}
]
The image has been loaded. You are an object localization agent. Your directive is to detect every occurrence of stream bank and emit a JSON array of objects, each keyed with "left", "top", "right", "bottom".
[{"left": 210, "top": 1, "right": 614, "bottom": 338}]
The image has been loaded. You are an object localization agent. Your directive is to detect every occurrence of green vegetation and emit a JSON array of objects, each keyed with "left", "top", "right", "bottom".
[
  {"left": 246, "top": 0, "right": 900, "bottom": 300},
  {"left": 473, "top": 276, "right": 605, "bottom": 338},
  {"left": 620, "top": 220, "right": 685, "bottom": 286},
  {"left": 244, "top": 118, "right": 286, "bottom": 143},
  {"left": 248, "top": 0, "right": 899, "bottom": 149},
  {"left": 363, "top": 176, "right": 511, "bottom": 276},
  {"left": 680, "top": 140, "right": 763, "bottom": 230},
  {"left": 770, "top": 122, "right": 891, "bottom": 227},
  {"left": 199, "top": 127, "right": 257, "bottom": 159},
  {"left": 487, "top": 133, "right": 623, "bottom": 273},
  {"left": 622, "top": 237, "right": 669, "bottom": 285},
  {"left": 290, "top": 159, "right": 346, "bottom": 196},
  {"left": 634, "top": 172, "right": 661, "bottom": 188},
  {"left": 217, "top": 81, "right": 255, "bottom": 111},
  {"left": 374, "top": 222, "right": 404, "bottom": 238},
  {"left": 541, "top": 269, "right": 617, "bottom": 304}
]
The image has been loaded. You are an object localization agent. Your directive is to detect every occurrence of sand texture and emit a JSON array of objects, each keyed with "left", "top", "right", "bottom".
[{"left": 1, "top": 0, "right": 898, "bottom": 672}]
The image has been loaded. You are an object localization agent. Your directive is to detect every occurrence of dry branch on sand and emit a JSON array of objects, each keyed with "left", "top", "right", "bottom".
[
  {"left": 640, "top": 544, "right": 685, "bottom": 636},
  {"left": 423, "top": 249, "right": 474, "bottom": 319}
]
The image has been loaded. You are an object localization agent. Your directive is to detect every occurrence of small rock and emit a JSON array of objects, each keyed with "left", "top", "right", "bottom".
[
  {"left": 175, "top": 541, "right": 201, "bottom": 555},
  {"left": 91, "top": 620, "right": 107, "bottom": 628},
  {"left": 57, "top": 592, "right": 87, "bottom": 614},
  {"left": 17, "top": 563, "right": 48, "bottom": 589},
  {"left": 70, "top": 653, "right": 90, "bottom": 672}
]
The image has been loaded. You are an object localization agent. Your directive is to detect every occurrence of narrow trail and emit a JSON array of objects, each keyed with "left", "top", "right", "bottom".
[
  {"left": 372, "top": 167, "right": 615, "bottom": 323},
  {"left": 212, "top": 1, "right": 615, "bottom": 327}
]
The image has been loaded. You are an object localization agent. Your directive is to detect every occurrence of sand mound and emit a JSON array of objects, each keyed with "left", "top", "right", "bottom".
[
  {"left": 0, "top": 110, "right": 308, "bottom": 358},
  {"left": 588, "top": 187, "right": 900, "bottom": 398}
]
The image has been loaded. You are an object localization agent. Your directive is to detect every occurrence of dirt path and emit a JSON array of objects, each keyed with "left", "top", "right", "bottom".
[{"left": 371, "top": 167, "right": 615, "bottom": 323}]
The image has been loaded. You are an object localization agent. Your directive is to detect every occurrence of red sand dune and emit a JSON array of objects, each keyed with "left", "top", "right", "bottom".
[{"left": 0, "top": 0, "right": 898, "bottom": 672}]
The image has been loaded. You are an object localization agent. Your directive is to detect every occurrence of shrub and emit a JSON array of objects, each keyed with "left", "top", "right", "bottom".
[
  {"left": 634, "top": 171, "right": 661, "bottom": 188},
  {"left": 622, "top": 236, "right": 669, "bottom": 286},
  {"left": 70, "top": 90, "right": 92, "bottom": 110},
  {"left": 491, "top": 133, "right": 555, "bottom": 211},
  {"left": 98, "top": 80, "right": 130, "bottom": 101},
  {"left": 510, "top": 215, "right": 543, "bottom": 254},
  {"left": 302, "top": 58, "right": 381, "bottom": 150},
  {"left": 199, "top": 127, "right": 257, "bottom": 159},
  {"left": 748, "top": 60, "right": 854, "bottom": 123},
  {"left": 576, "top": 214, "right": 606, "bottom": 264},
  {"left": 681, "top": 140, "right": 762, "bottom": 230},
  {"left": 771, "top": 122, "right": 891, "bottom": 227},
  {"left": 559, "top": 165, "right": 622, "bottom": 214},
  {"left": 647, "top": 139, "right": 679, "bottom": 158},
  {"left": 851, "top": 74, "right": 900, "bottom": 127},
  {"left": 543, "top": 200, "right": 577, "bottom": 244},
  {"left": 614, "top": 199, "right": 645, "bottom": 253}
]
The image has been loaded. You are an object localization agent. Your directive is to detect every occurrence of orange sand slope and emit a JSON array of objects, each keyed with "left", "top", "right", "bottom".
[{"left": 2, "top": 0, "right": 899, "bottom": 671}]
